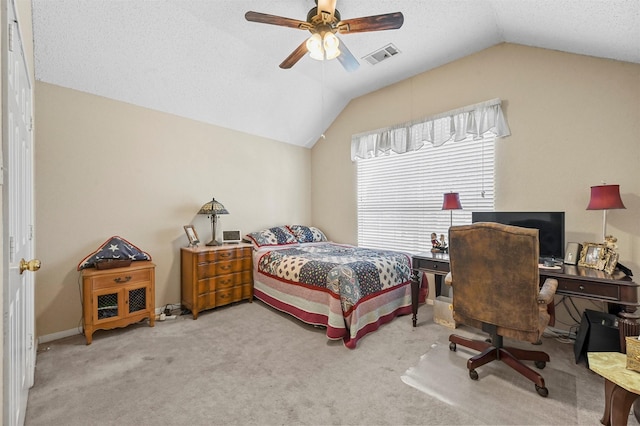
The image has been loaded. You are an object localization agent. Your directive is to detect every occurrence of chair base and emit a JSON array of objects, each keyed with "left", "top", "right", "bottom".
[{"left": 449, "top": 333, "right": 550, "bottom": 396}]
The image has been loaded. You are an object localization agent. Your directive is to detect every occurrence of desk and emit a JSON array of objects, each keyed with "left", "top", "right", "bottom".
[
  {"left": 411, "top": 252, "right": 638, "bottom": 327},
  {"left": 588, "top": 352, "right": 640, "bottom": 426}
]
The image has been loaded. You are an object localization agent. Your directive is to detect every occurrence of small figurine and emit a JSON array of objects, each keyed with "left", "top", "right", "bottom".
[
  {"left": 431, "top": 232, "right": 447, "bottom": 253},
  {"left": 439, "top": 234, "right": 448, "bottom": 253},
  {"left": 431, "top": 233, "right": 440, "bottom": 249},
  {"left": 605, "top": 235, "right": 618, "bottom": 251}
]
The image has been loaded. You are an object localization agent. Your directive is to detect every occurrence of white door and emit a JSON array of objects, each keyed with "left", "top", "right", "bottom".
[{"left": 4, "top": 1, "right": 38, "bottom": 425}]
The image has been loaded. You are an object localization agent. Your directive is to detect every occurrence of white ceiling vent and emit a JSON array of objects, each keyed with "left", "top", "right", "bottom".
[{"left": 363, "top": 44, "right": 400, "bottom": 65}]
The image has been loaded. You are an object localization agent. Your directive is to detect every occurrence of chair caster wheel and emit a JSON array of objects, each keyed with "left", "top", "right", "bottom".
[
  {"left": 469, "top": 369, "right": 479, "bottom": 380},
  {"left": 535, "top": 385, "right": 549, "bottom": 397},
  {"left": 534, "top": 360, "right": 546, "bottom": 369},
  {"left": 449, "top": 342, "right": 456, "bottom": 351}
]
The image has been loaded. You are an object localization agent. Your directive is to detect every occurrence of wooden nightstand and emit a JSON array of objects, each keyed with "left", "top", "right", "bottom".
[
  {"left": 180, "top": 243, "right": 253, "bottom": 319},
  {"left": 81, "top": 261, "right": 156, "bottom": 344}
]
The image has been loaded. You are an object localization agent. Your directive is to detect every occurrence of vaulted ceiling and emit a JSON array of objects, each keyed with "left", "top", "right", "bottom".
[{"left": 32, "top": 1, "right": 639, "bottom": 148}]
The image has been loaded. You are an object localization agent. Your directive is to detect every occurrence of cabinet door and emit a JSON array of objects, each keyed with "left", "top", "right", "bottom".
[
  {"left": 126, "top": 284, "right": 149, "bottom": 315},
  {"left": 93, "top": 287, "right": 123, "bottom": 324}
]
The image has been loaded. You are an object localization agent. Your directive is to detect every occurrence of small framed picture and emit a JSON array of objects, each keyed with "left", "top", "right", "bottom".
[
  {"left": 183, "top": 225, "right": 199, "bottom": 246},
  {"left": 604, "top": 249, "right": 619, "bottom": 275},
  {"left": 578, "top": 242, "right": 609, "bottom": 270}
]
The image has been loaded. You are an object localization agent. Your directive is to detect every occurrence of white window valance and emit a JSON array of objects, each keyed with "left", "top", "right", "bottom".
[{"left": 351, "top": 98, "right": 511, "bottom": 161}]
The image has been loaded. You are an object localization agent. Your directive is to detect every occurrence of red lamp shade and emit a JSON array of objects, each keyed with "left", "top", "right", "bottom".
[
  {"left": 586, "top": 185, "right": 626, "bottom": 210},
  {"left": 442, "top": 192, "right": 462, "bottom": 210}
]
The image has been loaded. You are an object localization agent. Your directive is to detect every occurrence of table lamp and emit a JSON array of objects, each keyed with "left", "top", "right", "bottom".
[
  {"left": 198, "top": 197, "right": 229, "bottom": 246},
  {"left": 586, "top": 184, "right": 626, "bottom": 242},
  {"left": 442, "top": 192, "right": 462, "bottom": 228}
]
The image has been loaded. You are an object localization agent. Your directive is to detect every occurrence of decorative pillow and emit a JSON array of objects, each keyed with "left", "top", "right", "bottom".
[
  {"left": 288, "top": 225, "right": 327, "bottom": 243},
  {"left": 245, "top": 226, "right": 298, "bottom": 248},
  {"left": 77, "top": 236, "right": 152, "bottom": 270}
]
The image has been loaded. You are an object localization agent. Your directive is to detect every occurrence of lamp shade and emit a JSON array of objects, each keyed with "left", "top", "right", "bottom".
[
  {"left": 442, "top": 192, "right": 462, "bottom": 210},
  {"left": 198, "top": 198, "right": 229, "bottom": 216},
  {"left": 586, "top": 185, "right": 626, "bottom": 210}
]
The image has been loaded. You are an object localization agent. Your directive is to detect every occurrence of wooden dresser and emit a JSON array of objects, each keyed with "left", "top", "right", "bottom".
[
  {"left": 180, "top": 243, "right": 253, "bottom": 319},
  {"left": 81, "top": 261, "right": 156, "bottom": 344}
]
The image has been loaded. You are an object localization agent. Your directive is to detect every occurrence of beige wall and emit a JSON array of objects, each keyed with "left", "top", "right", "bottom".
[
  {"left": 311, "top": 43, "right": 640, "bottom": 327},
  {"left": 34, "top": 83, "right": 311, "bottom": 336},
  {"left": 30, "top": 43, "right": 640, "bottom": 337}
]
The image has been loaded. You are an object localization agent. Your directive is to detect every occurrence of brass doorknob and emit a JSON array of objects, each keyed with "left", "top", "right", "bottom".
[{"left": 19, "top": 258, "right": 41, "bottom": 274}]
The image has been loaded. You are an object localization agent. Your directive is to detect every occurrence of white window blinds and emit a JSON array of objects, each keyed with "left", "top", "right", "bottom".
[{"left": 356, "top": 136, "right": 495, "bottom": 254}]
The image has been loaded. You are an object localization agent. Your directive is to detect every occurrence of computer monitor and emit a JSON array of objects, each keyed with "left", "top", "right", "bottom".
[{"left": 471, "top": 211, "right": 565, "bottom": 260}]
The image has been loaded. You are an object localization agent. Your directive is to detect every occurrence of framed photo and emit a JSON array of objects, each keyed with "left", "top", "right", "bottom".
[
  {"left": 604, "top": 249, "right": 619, "bottom": 275},
  {"left": 183, "top": 225, "right": 199, "bottom": 246},
  {"left": 578, "top": 243, "right": 609, "bottom": 271}
]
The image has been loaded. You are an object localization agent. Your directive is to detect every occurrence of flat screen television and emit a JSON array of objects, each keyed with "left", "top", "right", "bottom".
[{"left": 471, "top": 211, "right": 565, "bottom": 260}]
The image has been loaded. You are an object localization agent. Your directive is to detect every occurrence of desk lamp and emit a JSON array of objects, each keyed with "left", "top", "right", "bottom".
[
  {"left": 442, "top": 192, "right": 463, "bottom": 228},
  {"left": 198, "top": 197, "right": 229, "bottom": 246},
  {"left": 586, "top": 184, "right": 626, "bottom": 242}
]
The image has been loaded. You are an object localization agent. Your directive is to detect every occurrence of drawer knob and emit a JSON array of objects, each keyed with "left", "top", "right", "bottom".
[
  {"left": 579, "top": 285, "right": 585, "bottom": 291},
  {"left": 114, "top": 276, "right": 132, "bottom": 283}
]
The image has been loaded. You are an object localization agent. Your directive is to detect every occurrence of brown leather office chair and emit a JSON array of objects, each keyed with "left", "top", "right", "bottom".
[{"left": 447, "top": 222, "right": 558, "bottom": 397}]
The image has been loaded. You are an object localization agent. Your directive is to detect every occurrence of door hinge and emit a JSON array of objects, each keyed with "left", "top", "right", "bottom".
[
  {"left": 28, "top": 334, "right": 33, "bottom": 350},
  {"left": 9, "top": 236, "right": 15, "bottom": 262},
  {"left": 29, "top": 225, "right": 34, "bottom": 240},
  {"left": 8, "top": 23, "right": 14, "bottom": 52},
  {"left": 28, "top": 116, "right": 33, "bottom": 132}
]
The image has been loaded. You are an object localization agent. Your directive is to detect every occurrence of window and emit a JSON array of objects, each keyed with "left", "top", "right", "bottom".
[{"left": 356, "top": 136, "right": 495, "bottom": 254}]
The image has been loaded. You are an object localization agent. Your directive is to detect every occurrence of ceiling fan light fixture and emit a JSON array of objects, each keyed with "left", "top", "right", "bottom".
[
  {"left": 306, "top": 33, "right": 324, "bottom": 60},
  {"left": 323, "top": 32, "right": 340, "bottom": 59}
]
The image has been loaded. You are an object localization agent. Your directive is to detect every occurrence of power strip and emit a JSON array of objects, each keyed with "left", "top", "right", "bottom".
[{"left": 157, "top": 313, "right": 177, "bottom": 321}]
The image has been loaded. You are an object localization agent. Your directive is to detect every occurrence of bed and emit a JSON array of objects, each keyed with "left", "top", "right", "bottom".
[{"left": 246, "top": 226, "right": 415, "bottom": 349}]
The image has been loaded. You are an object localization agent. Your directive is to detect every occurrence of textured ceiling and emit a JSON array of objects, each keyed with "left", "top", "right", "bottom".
[{"left": 32, "top": 0, "right": 640, "bottom": 148}]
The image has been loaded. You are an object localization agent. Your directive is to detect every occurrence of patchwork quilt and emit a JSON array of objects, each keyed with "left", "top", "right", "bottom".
[{"left": 257, "top": 243, "right": 412, "bottom": 315}]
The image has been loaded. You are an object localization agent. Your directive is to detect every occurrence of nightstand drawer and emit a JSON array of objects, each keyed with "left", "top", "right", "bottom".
[
  {"left": 198, "top": 248, "right": 237, "bottom": 262},
  {"left": 91, "top": 268, "right": 152, "bottom": 290},
  {"left": 215, "top": 287, "right": 245, "bottom": 307},
  {"left": 196, "top": 271, "right": 252, "bottom": 294},
  {"left": 197, "top": 258, "right": 251, "bottom": 278},
  {"left": 197, "top": 247, "right": 252, "bottom": 263}
]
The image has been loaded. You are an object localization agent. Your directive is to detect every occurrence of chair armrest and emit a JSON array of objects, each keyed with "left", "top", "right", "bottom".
[
  {"left": 445, "top": 272, "right": 453, "bottom": 286},
  {"left": 537, "top": 278, "right": 558, "bottom": 305}
]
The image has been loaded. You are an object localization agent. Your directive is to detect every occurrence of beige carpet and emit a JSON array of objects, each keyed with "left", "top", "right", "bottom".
[
  {"left": 402, "top": 336, "right": 577, "bottom": 425},
  {"left": 24, "top": 301, "right": 638, "bottom": 425}
]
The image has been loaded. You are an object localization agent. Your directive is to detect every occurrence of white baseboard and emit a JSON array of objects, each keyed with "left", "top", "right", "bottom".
[
  {"left": 38, "top": 328, "right": 81, "bottom": 344},
  {"left": 38, "top": 303, "right": 181, "bottom": 345}
]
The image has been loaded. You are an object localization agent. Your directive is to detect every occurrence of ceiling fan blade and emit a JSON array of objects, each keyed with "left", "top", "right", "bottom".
[
  {"left": 279, "top": 40, "right": 309, "bottom": 69},
  {"left": 336, "top": 37, "right": 359, "bottom": 72},
  {"left": 245, "top": 11, "right": 312, "bottom": 30},
  {"left": 338, "top": 12, "right": 404, "bottom": 34},
  {"left": 317, "top": 0, "right": 337, "bottom": 17}
]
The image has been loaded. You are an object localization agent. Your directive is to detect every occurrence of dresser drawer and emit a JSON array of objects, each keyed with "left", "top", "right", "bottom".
[
  {"left": 196, "top": 271, "right": 252, "bottom": 294},
  {"left": 91, "top": 268, "right": 151, "bottom": 290},
  {"left": 197, "top": 258, "right": 252, "bottom": 278},
  {"left": 197, "top": 247, "right": 251, "bottom": 263},
  {"left": 215, "top": 286, "right": 245, "bottom": 307}
]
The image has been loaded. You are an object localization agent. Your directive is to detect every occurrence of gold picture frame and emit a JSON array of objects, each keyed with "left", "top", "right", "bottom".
[
  {"left": 578, "top": 243, "right": 609, "bottom": 271},
  {"left": 183, "top": 225, "right": 199, "bottom": 246},
  {"left": 604, "top": 249, "right": 619, "bottom": 275}
]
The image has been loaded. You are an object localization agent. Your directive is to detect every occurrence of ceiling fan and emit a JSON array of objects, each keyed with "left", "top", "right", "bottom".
[{"left": 245, "top": 0, "right": 404, "bottom": 72}]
